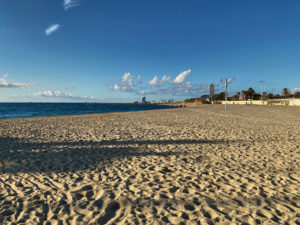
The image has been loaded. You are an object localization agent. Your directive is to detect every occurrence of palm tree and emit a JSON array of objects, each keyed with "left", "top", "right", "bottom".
[
  {"left": 241, "top": 90, "right": 248, "bottom": 103},
  {"left": 282, "top": 88, "right": 290, "bottom": 98},
  {"left": 247, "top": 88, "right": 255, "bottom": 100}
]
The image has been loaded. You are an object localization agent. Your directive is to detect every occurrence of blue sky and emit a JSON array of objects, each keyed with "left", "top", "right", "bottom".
[{"left": 1, "top": 0, "right": 300, "bottom": 102}]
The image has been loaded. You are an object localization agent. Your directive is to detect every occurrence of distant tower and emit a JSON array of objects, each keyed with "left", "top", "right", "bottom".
[
  {"left": 209, "top": 83, "right": 215, "bottom": 101},
  {"left": 142, "top": 97, "right": 146, "bottom": 103}
]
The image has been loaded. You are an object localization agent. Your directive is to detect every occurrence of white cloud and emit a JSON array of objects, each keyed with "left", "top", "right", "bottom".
[
  {"left": 171, "top": 69, "right": 191, "bottom": 84},
  {"left": 45, "top": 24, "right": 60, "bottom": 36},
  {"left": 63, "top": 0, "right": 81, "bottom": 10},
  {"left": 227, "top": 77, "right": 236, "bottom": 84},
  {"left": 148, "top": 69, "right": 191, "bottom": 87},
  {"left": 0, "top": 74, "right": 30, "bottom": 88},
  {"left": 122, "top": 72, "right": 134, "bottom": 86},
  {"left": 34, "top": 90, "right": 95, "bottom": 100},
  {"left": 112, "top": 72, "right": 140, "bottom": 92},
  {"left": 161, "top": 75, "right": 171, "bottom": 84},
  {"left": 148, "top": 76, "right": 159, "bottom": 86},
  {"left": 113, "top": 84, "right": 120, "bottom": 91},
  {"left": 148, "top": 75, "right": 170, "bottom": 86},
  {"left": 291, "top": 87, "right": 300, "bottom": 93},
  {"left": 137, "top": 74, "right": 142, "bottom": 84},
  {"left": 39, "top": 90, "right": 60, "bottom": 97},
  {"left": 111, "top": 69, "right": 204, "bottom": 99},
  {"left": 113, "top": 84, "right": 130, "bottom": 92}
]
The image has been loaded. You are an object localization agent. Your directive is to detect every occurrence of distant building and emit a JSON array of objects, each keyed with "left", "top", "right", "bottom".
[
  {"left": 142, "top": 97, "right": 146, "bottom": 103},
  {"left": 239, "top": 93, "right": 244, "bottom": 100},
  {"left": 209, "top": 83, "right": 215, "bottom": 100}
]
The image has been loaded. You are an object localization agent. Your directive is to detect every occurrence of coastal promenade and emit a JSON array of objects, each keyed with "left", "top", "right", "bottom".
[
  {"left": 219, "top": 99, "right": 300, "bottom": 106},
  {"left": 0, "top": 105, "right": 299, "bottom": 224}
]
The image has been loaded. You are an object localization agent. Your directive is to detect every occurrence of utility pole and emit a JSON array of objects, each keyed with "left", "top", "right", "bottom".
[
  {"left": 261, "top": 85, "right": 266, "bottom": 105},
  {"left": 225, "top": 78, "right": 228, "bottom": 110},
  {"left": 261, "top": 86, "right": 263, "bottom": 105}
]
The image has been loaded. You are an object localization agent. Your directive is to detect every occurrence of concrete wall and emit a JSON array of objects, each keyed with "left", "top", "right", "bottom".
[
  {"left": 288, "top": 99, "right": 300, "bottom": 106},
  {"left": 216, "top": 99, "right": 300, "bottom": 106}
]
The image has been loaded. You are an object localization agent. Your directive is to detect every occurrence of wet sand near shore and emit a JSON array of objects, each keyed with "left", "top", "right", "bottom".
[{"left": 0, "top": 105, "right": 299, "bottom": 224}]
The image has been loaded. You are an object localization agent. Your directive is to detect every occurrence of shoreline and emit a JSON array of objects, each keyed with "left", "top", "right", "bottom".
[
  {"left": 0, "top": 107, "right": 179, "bottom": 122},
  {"left": 0, "top": 103, "right": 179, "bottom": 120}
]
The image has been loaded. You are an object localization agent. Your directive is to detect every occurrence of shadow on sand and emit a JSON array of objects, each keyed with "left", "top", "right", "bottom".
[{"left": 0, "top": 137, "right": 239, "bottom": 173}]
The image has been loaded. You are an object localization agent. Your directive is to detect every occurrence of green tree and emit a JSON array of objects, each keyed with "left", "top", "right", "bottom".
[
  {"left": 282, "top": 88, "right": 291, "bottom": 98},
  {"left": 294, "top": 92, "right": 300, "bottom": 98},
  {"left": 262, "top": 91, "right": 267, "bottom": 100},
  {"left": 253, "top": 93, "right": 261, "bottom": 100},
  {"left": 247, "top": 88, "right": 256, "bottom": 100},
  {"left": 212, "top": 92, "right": 225, "bottom": 101},
  {"left": 267, "top": 93, "right": 274, "bottom": 99},
  {"left": 274, "top": 94, "right": 281, "bottom": 99}
]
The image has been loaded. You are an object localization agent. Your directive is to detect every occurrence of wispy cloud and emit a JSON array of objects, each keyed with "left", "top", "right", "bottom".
[
  {"left": 1, "top": 90, "right": 96, "bottom": 102},
  {"left": 142, "top": 82, "right": 208, "bottom": 97},
  {"left": 137, "top": 75, "right": 142, "bottom": 84},
  {"left": 45, "top": 24, "right": 60, "bottom": 36},
  {"left": 161, "top": 75, "right": 171, "bottom": 84},
  {"left": 291, "top": 87, "right": 300, "bottom": 93},
  {"left": 63, "top": 0, "right": 81, "bottom": 10},
  {"left": 113, "top": 84, "right": 131, "bottom": 92},
  {"left": 0, "top": 74, "right": 31, "bottom": 88},
  {"left": 227, "top": 77, "right": 236, "bottom": 84},
  {"left": 217, "top": 77, "right": 236, "bottom": 92},
  {"left": 34, "top": 90, "right": 96, "bottom": 101}
]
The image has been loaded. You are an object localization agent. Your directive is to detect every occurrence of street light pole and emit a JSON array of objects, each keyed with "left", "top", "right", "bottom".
[{"left": 225, "top": 78, "right": 228, "bottom": 110}]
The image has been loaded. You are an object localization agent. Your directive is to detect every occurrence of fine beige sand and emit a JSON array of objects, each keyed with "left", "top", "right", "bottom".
[{"left": 0, "top": 105, "right": 299, "bottom": 224}]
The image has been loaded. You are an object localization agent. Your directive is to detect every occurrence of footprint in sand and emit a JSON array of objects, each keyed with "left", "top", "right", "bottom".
[{"left": 97, "top": 201, "right": 120, "bottom": 224}]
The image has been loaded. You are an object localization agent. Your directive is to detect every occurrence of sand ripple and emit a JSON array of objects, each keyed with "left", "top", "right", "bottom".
[{"left": 0, "top": 105, "right": 299, "bottom": 224}]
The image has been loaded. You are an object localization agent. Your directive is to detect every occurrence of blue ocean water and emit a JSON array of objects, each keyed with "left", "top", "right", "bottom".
[{"left": 0, "top": 103, "right": 178, "bottom": 119}]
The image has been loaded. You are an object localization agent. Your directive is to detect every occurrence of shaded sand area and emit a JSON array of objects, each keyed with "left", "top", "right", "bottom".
[{"left": 0, "top": 105, "right": 299, "bottom": 224}]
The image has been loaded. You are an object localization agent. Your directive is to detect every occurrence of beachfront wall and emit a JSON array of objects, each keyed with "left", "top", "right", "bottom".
[{"left": 217, "top": 99, "right": 300, "bottom": 106}]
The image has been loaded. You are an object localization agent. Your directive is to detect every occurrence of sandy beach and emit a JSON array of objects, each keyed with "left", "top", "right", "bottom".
[{"left": 0, "top": 105, "right": 299, "bottom": 224}]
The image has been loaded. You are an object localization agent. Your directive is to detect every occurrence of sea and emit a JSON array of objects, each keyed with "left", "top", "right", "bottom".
[{"left": 0, "top": 103, "right": 178, "bottom": 119}]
